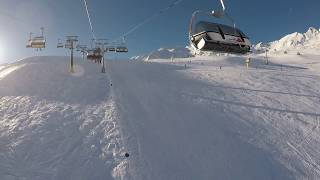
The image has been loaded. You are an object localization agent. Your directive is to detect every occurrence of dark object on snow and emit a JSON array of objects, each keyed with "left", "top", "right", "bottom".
[{"left": 125, "top": 153, "right": 130, "bottom": 157}]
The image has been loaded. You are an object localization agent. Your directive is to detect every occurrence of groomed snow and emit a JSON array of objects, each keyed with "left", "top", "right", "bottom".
[
  {"left": 0, "top": 53, "right": 320, "bottom": 179},
  {"left": 146, "top": 52, "right": 320, "bottom": 179}
]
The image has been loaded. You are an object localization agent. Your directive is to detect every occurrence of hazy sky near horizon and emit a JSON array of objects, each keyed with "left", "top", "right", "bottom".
[{"left": 0, "top": 0, "right": 319, "bottom": 62}]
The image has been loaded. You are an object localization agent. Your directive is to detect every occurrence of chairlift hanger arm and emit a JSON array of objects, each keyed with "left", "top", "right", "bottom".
[{"left": 220, "top": 0, "right": 226, "bottom": 11}]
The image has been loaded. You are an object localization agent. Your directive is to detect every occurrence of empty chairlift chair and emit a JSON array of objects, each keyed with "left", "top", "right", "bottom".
[
  {"left": 107, "top": 46, "right": 116, "bottom": 52},
  {"left": 26, "top": 28, "right": 46, "bottom": 50},
  {"left": 57, "top": 39, "right": 64, "bottom": 48},
  {"left": 115, "top": 45, "right": 128, "bottom": 53},
  {"left": 189, "top": 10, "right": 251, "bottom": 54},
  {"left": 115, "top": 37, "right": 129, "bottom": 53}
]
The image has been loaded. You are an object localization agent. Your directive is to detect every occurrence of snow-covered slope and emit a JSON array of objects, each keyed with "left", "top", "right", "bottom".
[
  {"left": 1, "top": 55, "right": 320, "bottom": 179},
  {"left": 0, "top": 57, "right": 128, "bottom": 180},
  {"left": 255, "top": 27, "right": 320, "bottom": 53},
  {"left": 140, "top": 53, "right": 320, "bottom": 179}
]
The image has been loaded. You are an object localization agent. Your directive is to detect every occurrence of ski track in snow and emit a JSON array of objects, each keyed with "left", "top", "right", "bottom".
[
  {"left": 108, "top": 60, "right": 300, "bottom": 180},
  {"left": 170, "top": 56, "right": 320, "bottom": 179}
]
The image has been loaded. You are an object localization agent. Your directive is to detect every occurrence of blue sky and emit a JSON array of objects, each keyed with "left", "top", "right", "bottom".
[{"left": 0, "top": 0, "right": 319, "bottom": 62}]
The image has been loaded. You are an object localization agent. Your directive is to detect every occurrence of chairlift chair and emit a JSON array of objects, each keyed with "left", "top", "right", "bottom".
[
  {"left": 57, "top": 39, "right": 64, "bottom": 48},
  {"left": 86, "top": 48, "right": 96, "bottom": 61},
  {"left": 64, "top": 36, "right": 78, "bottom": 49},
  {"left": 31, "top": 37, "right": 46, "bottom": 49},
  {"left": 115, "top": 37, "right": 129, "bottom": 53},
  {"left": 65, "top": 40, "right": 73, "bottom": 49},
  {"left": 94, "top": 48, "right": 103, "bottom": 63},
  {"left": 26, "top": 36, "right": 46, "bottom": 49},
  {"left": 87, "top": 50, "right": 95, "bottom": 61},
  {"left": 189, "top": 2, "right": 251, "bottom": 54},
  {"left": 116, "top": 46, "right": 128, "bottom": 53},
  {"left": 107, "top": 46, "right": 116, "bottom": 52},
  {"left": 26, "top": 28, "right": 46, "bottom": 50},
  {"left": 86, "top": 48, "right": 103, "bottom": 63}
]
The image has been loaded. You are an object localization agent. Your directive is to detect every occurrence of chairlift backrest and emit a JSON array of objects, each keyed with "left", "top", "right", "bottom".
[
  {"left": 57, "top": 39, "right": 64, "bottom": 48},
  {"left": 192, "top": 21, "right": 247, "bottom": 38}
]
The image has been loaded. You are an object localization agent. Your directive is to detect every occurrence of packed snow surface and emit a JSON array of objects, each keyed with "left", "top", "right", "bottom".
[{"left": 0, "top": 53, "right": 320, "bottom": 179}]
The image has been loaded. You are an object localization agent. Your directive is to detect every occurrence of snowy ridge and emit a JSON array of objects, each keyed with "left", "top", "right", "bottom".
[
  {"left": 131, "top": 47, "right": 194, "bottom": 61},
  {"left": 254, "top": 27, "right": 320, "bottom": 53}
]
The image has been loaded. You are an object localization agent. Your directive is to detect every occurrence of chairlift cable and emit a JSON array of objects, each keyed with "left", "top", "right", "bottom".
[
  {"left": 83, "top": 0, "right": 97, "bottom": 40},
  {"left": 116, "top": 0, "right": 184, "bottom": 41}
]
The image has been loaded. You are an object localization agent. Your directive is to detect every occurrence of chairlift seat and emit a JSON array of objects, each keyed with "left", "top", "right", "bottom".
[
  {"left": 57, "top": 43, "right": 64, "bottom": 48},
  {"left": 108, "top": 47, "right": 116, "bottom": 52},
  {"left": 189, "top": 9, "right": 251, "bottom": 54},
  {"left": 116, "top": 46, "right": 128, "bottom": 53},
  {"left": 27, "top": 36, "right": 46, "bottom": 49}
]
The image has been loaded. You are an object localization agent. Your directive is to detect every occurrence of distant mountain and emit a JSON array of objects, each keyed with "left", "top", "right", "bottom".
[
  {"left": 131, "top": 47, "right": 194, "bottom": 61},
  {"left": 254, "top": 27, "right": 320, "bottom": 53}
]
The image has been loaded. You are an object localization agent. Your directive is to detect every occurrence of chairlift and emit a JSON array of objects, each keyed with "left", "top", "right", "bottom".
[
  {"left": 57, "top": 39, "right": 64, "bottom": 48},
  {"left": 64, "top": 36, "right": 78, "bottom": 49},
  {"left": 189, "top": 1, "right": 251, "bottom": 54},
  {"left": 115, "top": 37, "right": 129, "bottom": 53},
  {"left": 94, "top": 48, "right": 103, "bottom": 63},
  {"left": 26, "top": 27, "right": 46, "bottom": 50},
  {"left": 116, "top": 46, "right": 128, "bottom": 53},
  {"left": 107, "top": 46, "right": 116, "bottom": 52},
  {"left": 106, "top": 42, "right": 116, "bottom": 52},
  {"left": 65, "top": 40, "right": 73, "bottom": 49},
  {"left": 86, "top": 48, "right": 103, "bottom": 63},
  {"left": 87, "top": 50, "right": 95, "bottom": 60}
]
